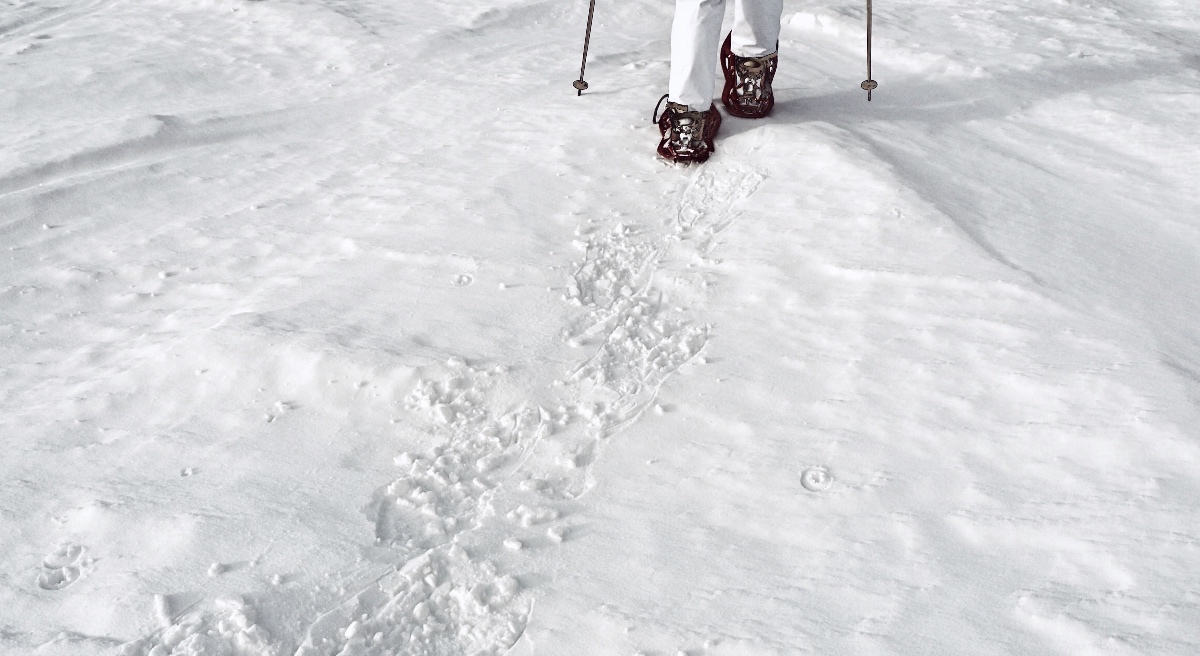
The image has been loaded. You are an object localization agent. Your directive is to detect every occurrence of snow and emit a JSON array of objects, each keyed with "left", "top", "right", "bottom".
[{"left": 2, "top": 0, "right": 1199, "bottom": 654}]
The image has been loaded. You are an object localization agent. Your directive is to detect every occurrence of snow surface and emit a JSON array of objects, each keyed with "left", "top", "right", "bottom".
[{"left": 3, "top": 0, "right": 1199, "bottom": 654}]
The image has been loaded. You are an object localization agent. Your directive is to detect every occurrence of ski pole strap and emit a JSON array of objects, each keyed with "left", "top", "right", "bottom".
[
  {"left": 574, "top": 0, "right": 598, "bottom": 95},
  {"left": 861, "top": 0, "right": 878, "bottom": 100}
]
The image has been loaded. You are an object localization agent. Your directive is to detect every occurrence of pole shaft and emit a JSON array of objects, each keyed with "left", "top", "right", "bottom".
[
  {"left": 577, "top": 0, "right": 597, "bottom": 96},
  {"left": 866, "top": 0, "right": 873, "bottom": 100}
]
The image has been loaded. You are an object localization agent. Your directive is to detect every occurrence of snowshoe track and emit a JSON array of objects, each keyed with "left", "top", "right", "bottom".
[
  {"left": 117, "top": 159, "right": 762, "bottom": 655},
  {"left": 295, "top": 548, "right": 527, "bottom": 656},
  {"left": 564, "top": 164, "right": 762, "bottom": 435}
]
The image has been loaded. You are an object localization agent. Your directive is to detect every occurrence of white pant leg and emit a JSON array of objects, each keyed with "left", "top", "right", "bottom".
[
  {"left": 668, "top": 0, "right": 726, "bottom": 108},
  {"left": 731, "top": 0, "right": 783, "bottom": 57},
  {"left": 668, "top": 0, "right": 783, "bottom": 108}
]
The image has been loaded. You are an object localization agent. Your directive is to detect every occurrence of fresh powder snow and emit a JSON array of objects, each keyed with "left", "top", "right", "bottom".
[{"left": 2, "top": 0, "right": 1198, "bottom": 654}]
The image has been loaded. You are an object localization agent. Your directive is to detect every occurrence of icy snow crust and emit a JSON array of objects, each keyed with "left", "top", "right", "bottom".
[{"left": 2, "top": 0, "right": 1199, "bottom": 654}]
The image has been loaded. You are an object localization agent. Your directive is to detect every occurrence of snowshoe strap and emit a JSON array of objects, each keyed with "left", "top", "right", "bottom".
[{"left": 652, "top": 93, "right": 671, "bottom": 124}]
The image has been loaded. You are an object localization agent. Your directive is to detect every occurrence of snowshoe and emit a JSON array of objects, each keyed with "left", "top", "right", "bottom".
[
  {"left": 654, "top": 95, "right": 722, "bottom": 164},
  {"left": 720, "top": 33, "right": 778, "bottom": 119}
]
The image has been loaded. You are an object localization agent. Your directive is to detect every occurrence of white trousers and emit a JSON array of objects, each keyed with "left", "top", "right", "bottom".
[{"left": 669, "top": 0, "right": 784, "bottom": 108}]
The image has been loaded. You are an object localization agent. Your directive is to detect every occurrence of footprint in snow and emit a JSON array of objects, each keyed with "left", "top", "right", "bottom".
[
  {"left": 38, "top": 541, "right": 88, "bottom": 591},
  {"left": 801, "top": 467, "right": 834, "bottom": 492}
]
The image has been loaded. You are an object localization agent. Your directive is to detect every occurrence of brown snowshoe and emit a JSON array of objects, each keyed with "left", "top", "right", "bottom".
[
  {"left": 720, "top": 33, "right": 778, "bottom": 119},
  {"left": 654, "top": 95, "right": 722, "bottom": 164}
]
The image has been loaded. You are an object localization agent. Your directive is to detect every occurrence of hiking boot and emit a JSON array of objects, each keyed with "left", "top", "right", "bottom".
[
  {"left": 654, "top": 95, "right": 722, "bottom": 164},
  {"left": 720, "top": 33, "right": 778, "bottom": 119}
]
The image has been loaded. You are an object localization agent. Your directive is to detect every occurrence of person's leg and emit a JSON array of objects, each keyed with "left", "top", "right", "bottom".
[
  {"left": 720, "top": 0, "right": 782, "bottom": 118},
  {"left": 730, "top": 0, "right": 783, "bottom": 57},
  {"left": 669, "top": 0, "right": 727, "bottom": 108}
]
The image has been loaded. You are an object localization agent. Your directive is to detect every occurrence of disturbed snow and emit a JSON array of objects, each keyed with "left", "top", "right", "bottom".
[{"left": 2, "top": 0, "right": 1199, "bottom": 654}]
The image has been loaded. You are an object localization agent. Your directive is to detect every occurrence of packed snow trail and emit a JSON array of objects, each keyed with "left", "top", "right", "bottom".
[{"left": 2, "top": 0, "right": 1199, "bottom": 655}]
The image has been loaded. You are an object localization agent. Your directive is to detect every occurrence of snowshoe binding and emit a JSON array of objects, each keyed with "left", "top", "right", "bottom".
[
  {"left": 720, "top": 33, "right": 778, "bottom": 119},
  {"left": 654, "top": 94, "right": 722, "bottom": 164}
]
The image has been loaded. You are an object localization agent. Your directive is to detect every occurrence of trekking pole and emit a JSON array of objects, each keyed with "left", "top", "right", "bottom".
[
  {"left": 573, "top": 0, "right": 598, "bottom": 95},
  {"left": 860, "top": 0, "right": 878, "bottom": 100}
]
